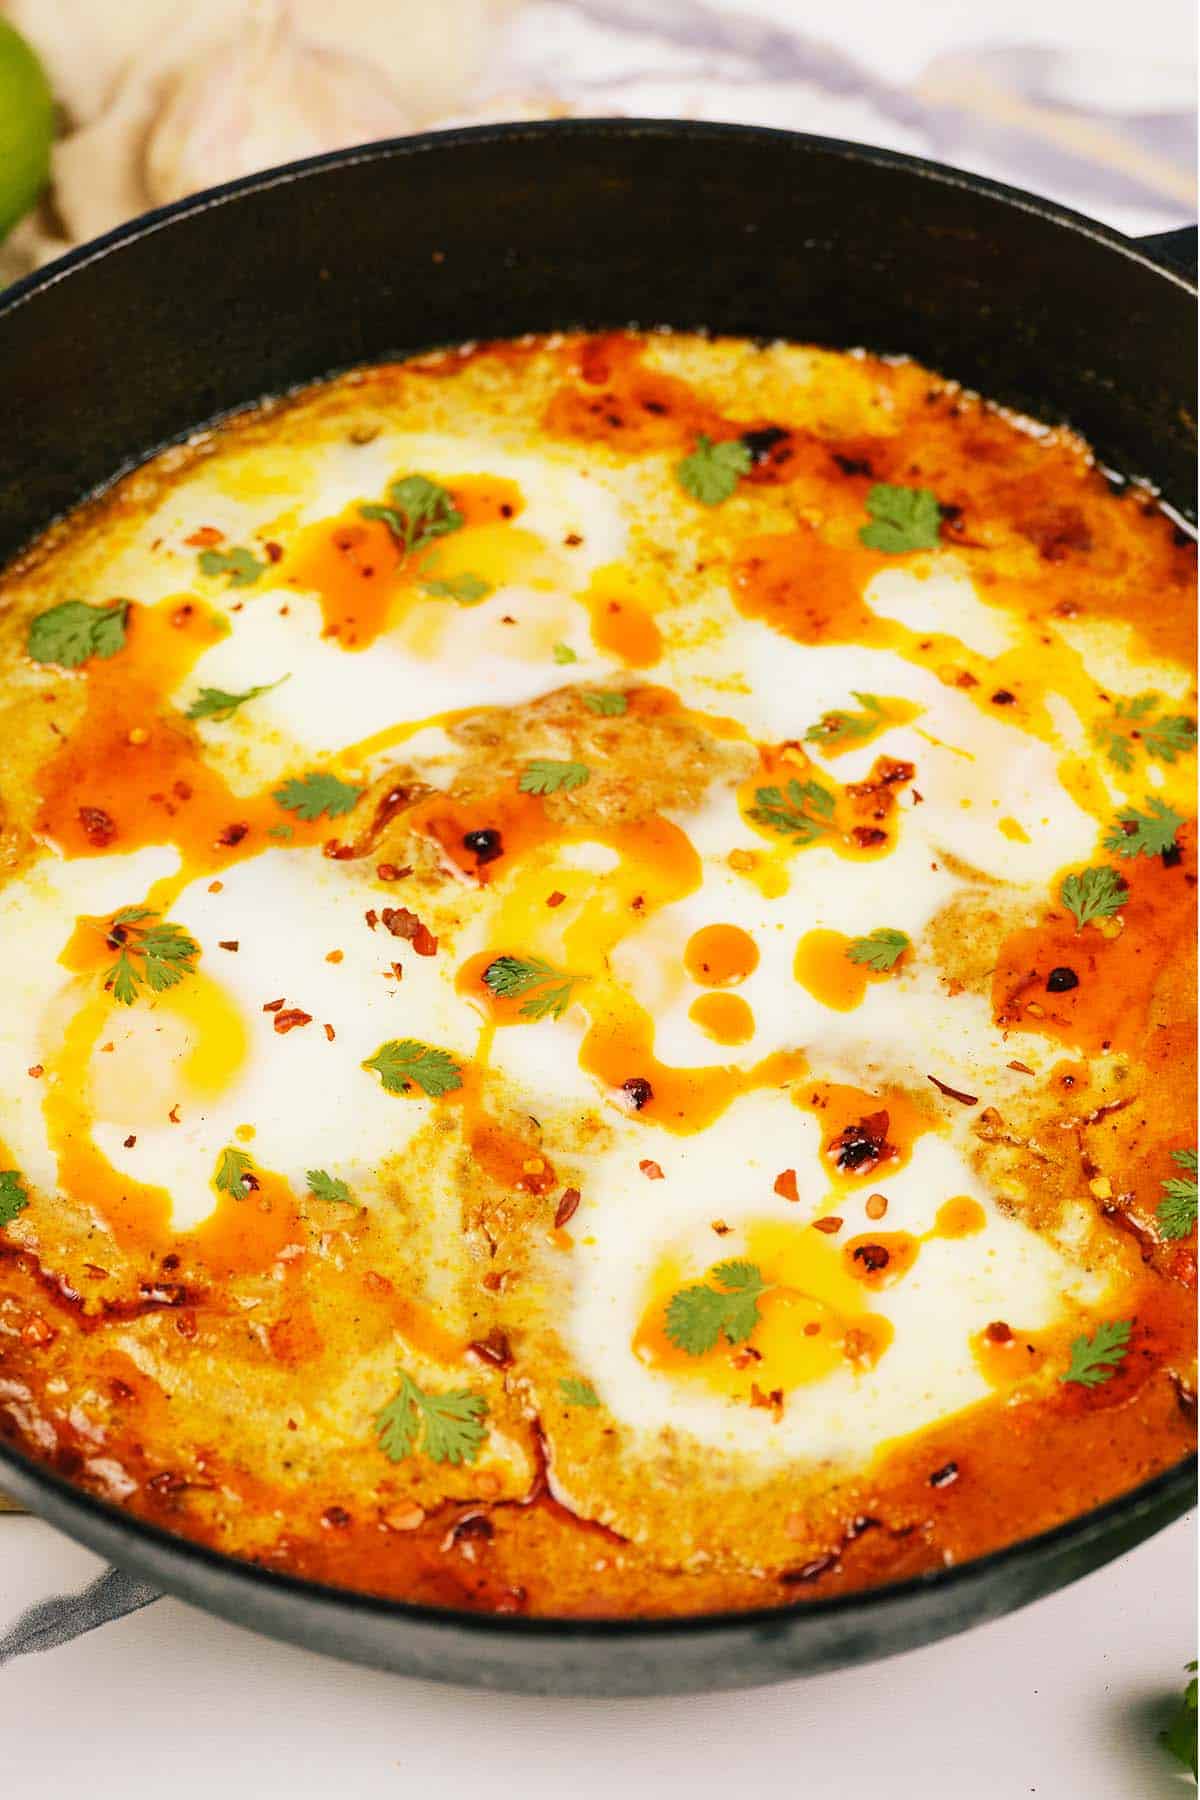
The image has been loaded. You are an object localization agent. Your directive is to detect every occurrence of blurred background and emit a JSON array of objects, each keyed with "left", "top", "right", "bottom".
[{"left": 0, "top": 0, "right": 1195, "bottom": 289}]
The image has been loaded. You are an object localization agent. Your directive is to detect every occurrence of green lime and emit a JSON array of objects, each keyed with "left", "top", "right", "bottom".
[{"left": 0, "top": 19, "right": 53, "bottom": 242}]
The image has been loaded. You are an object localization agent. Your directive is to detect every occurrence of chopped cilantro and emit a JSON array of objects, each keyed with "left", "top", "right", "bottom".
[
  {"left": 1059, "top": 864, "right": 1129, "bottom": 930},
  {"left": 846, "top": 927, "right": 910, "bottom": 972},
  {"left": 859, "top": 483, "right": 942, "bottom": 554},
  {"left": 1103, "top": 797, "right": 1184, "bottom": 859},
  {"left": 559, "top": 1377, "right": 601, "bottom": 1407},
  {"left": 1061, "top": 1318, "right": 1132, "bottom": 1388},
  {"left": 482, "top": 954, "right": 580, "bottom": 1021},
  {"left": 665, "top": 1260, "right": 768, "bottom": 1357},
  {"left": 1160, "top": 1662, "right": 1198, "bottom": 1779},
  {"left": 0, "top": 1169, "right": 29, "bottom": 1230},
  {"left": 552, "top": 642, "right": 578, "bottom": 665},
  {"left": 197, "top": 546, "right": 266, "bottom": 588},
  {"left": 376, "top": 1369, "right": 488, "bottom": 1465},
  {"left": 1157, "top": 1148, "right": 1198, "bottom": 1240},
  {"left": 360, "top": 475, "right": 463, "bottom": 556},
  {"left": 518, "top": 759, "right": 590, "bottom": 796},
  {"left": 1094, "top": 693, "right": 1196, "bottom": 770},
  {"left": 104, "top": 907, "right": 199, "bottom": 1005},
  {"left": 676, "top": 436, "right": 752, "bottom": 506},
  {"left": 306, "top": 1168, "right": 358, "bottom": 1206},
  {"left": 581, "top": 690, "right": 628, "bottom": 716},
  {"left": 187, "top": 675, "right": 288, "bottom": 722},
  {"left": 27, "top": 598, "right": 130, "bottom": 669},
  {"left": 364, "top": 1039, "right": 463, "bottom": 1098},
  {"left": 214, "top": 1147, "right": 254, "bottom": 1196},
  {"left": 422, "top": 572, "right": 491, "bottom": 604},
  {"left": 747, "top": 776, "right": 835, "bottom": 844},
  {"left": 805, "top": 692, "right": 887, "bottom": 749},
  {"left": 273, "top": 771, "right": 363, "bottom": 822}
]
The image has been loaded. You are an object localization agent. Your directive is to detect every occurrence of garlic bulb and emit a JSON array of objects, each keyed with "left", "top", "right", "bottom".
[{"left": 143, "top": 0, "right": 412, "bottom": 207}]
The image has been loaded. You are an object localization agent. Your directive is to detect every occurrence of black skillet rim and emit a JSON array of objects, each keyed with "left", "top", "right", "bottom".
[{"left": 0, "top": 115, "right": 1195, "bottom": 1646}]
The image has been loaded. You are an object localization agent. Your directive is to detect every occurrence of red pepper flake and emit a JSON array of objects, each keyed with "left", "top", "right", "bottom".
[
  {"left": 323, "top": 1023, "right": 336, "bottom": 1042},
  {"left": 773, "top": 1168, "right": 799, "bottom": 1202},
  {"left": 215, "top": 822, "right": 248, "bottom": 847},
  {"left": 639, "top": 1159, "right": 664, "bottom": 1180},
  {"left": 376, "top": 863, "right": 412, "bottom": 882},
  {"left": 208, "top": 880, "right": 224, "bottom": 894},
  {"left": 381, "top": 907, "right": 437, "bottom": 955},
  {"left": 850, "top": 825, "right": 887, "bottom": 849},
  {"left": 27, "top": 1064, "right": 43, "bottom": 1079},
  {"left": 186, "top": 526, "right": 223, "bottom": 547},
  {"left": 321, "top": 1506, "right": 353, "bottom": 1530},
  {"left": 273, "top": 1009, "right": 312, "bottom": 1034},
  {"left": 218, "top": 940, "right": 239, "bottom": 952},
  {"left": 546, "top": 890, "right": 567, "bottom": 908},
  {"left": 325, "top": 950, "right": 343, "bottom": 964},
  {"left": 622, "top": 1076, "right": 654, "bottom": 1110},
  {"left": 564, "top": 532, "right": 583, "bottom": 546},
  {"left": 554, "top": 1188, "right": 581, "bottom": 1228},
  {"left": 812, "top": 1215, "right": 843, "bottom": 1234},
  {"left": 1007, "top": 1060, "right": 1034, "bottom": 1075},
  {"left": 749, "top": 1382, "right": 784, "bottom": 1419},
  {"left": 123, "top": 1134, "right": 136, "bottom": 1148},
  {"left": 262, "top": 998, "right": 286, "bottom": 1012},
  {"left": 853, "top": 1243, "right": 890, "bottom": 1272},
  {"left": 364, "top": 909, "right": 379, "bottom": 930},
  {"left": 78, "top": 805, "right": 117, "bottom": 847},
  {"left": 468, "top": 1330, "right": 513, "bottom": 1369},
  {"left": 168, "top": 1105, "right": 181, "bottom": 1124},
  {"left": 712, "top": 1219, "right": 732, "bottom": 1235},
  {"left": 985, "top": 1320, "right": 1013, "bottom": 1344},
  {"left": 264, "top": 541, "right": 283, "bottom": 562},
  {"left": 927, "top": 1073, "right": 979, "bottom": 1106},
  {"left": 829, "top": 1111, "right": 894, "bottom": 1173}
]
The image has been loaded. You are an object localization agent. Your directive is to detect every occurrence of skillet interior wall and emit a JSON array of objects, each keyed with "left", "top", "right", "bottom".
[{"left": 0, "top": 120, "right": 1196, "bottom": 570}]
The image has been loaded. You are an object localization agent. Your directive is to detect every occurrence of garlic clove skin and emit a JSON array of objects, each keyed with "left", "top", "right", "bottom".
[{"left": 143, "top": 1, "right": 413, "bottom": 208}]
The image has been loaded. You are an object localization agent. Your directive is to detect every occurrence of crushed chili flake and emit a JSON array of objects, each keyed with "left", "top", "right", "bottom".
[
  {"left": 622, "top": 1076, "right": 654, "bottom": 1110},
  {"left": 927, "top": 1074, "right": 979, "bottom": 1106},
  {"left": 264, "top": 541, "right": 283, "bottom": 562},
  {"left": 711, "top": 1219, "right": 732, "bottom": 1235},
  {"left": 262, "top": 998, "right": 286, "bottom": 1012},
  {"left": 123, "top": 1134, "right": 136, "bottom": 1148},
  {"left": 168, "top": 1105, "right": 181, "bottom": 1124},
  {"left": 812, "top": 1215, "right": 843, "bottom": 1234},
  {"left": 185, "top": 526, "right": 223, "bottom": 546},
  {"left": 749, "top": 1382, "right": 784, "bottom": 1419},
  {"left": 78, "top": 805, "right": 117, "bottom": 847},
  {"left": 323, "top": 1023, "right": 336, "bottom": 1042},
  {"left": 218, "top": 940, "right": 239, "bottom": 952},
  {"left": 638, "top": 1159, "right": 664, "bottom": 1180},
  {"left": 273, "top": 1009, "right": 313, "bottom": 1035},
  {"left": 865, "top": 1192, "right": 888, "bottom": 1220},
  {"left": 554, "top": 1188, "right": 581, "bottom": 1228},
  {"left": 853, "top": 1243, "right": 890, "bottom": 1272},
  {"left": 325, "top": 949, "right": 343, "bottom": 964},
  {"left": 1007, "top": 1060, "right": 1034, "bottom": 1075},
  {"left": 364, "top": 909, "right": 379, "bottom": 930},
  {"left": 773, "top": 1168, "right": 799, "bottom": 1202},
  {"left": 215, "top": 822, "right": 249, "bottom": 847},
  {"left": 468, "top": 1330, "right": 513, "bottom": 1369},
  {"left": 381, "top": 907, "right": 437, "bottom": 955},
  {"left": 321, "top": 1506, "right": 353, "bottom": 1530},
  {"left": 546, "top": 890, "right": 567, "bottom": 908},
  {"left": 208, "top": 880, "right": 224, "bottom": 894},
  {"left": 829, "top": 1111, "right": 893, "bottom": 1173},
  {"left": 985, "top": 1321, "right": 1013, "bottom": 1344},
  {"left": 27, "top": 1064, "right": 43, "bottom": 1079},
  {"left": 376, "top": 862, "right": 412, "bottom": 881}
]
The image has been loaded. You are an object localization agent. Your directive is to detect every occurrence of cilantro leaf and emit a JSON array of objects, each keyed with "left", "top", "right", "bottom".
[
  {"left": 214, "top": 1147, "right": 254, "bottom": 1196},
  {"left": 1160, "top": 1662, "right": 1198, "bottom": 1779},
  {"left": 581, "top": 690, "right": 628, "bottom": 716},
  {"left": 376, "top": 1370, "right": 488, "bottom": 1466},
  {"left": 273, "top": 771, "right": 363, "bottom": 822},
  {"left": 559, "top": 1377, "right": 601, "bottom": 1407},
  {"left": 306, "top": 1168, "right": 358, "bottom": 1206},
  {"left": 1142, "top": 712, "right": 1197, "bottom": 763},
  {"left": 0, "top": 1169, "right": 29, "bottom": 1230},
  {"left": 1103, "top": 797, "right": 1184, "bottom": 859},
  {"left": 364, "top": 1039, "right": 463, "bottom": 1098},
  {"left": 27, "top": 598, "right": 130, "bottom": 669},
  {"left": 805, "top": 692, "right": 886, "bottom": 749},
  {"left": 103, "top": 910, "right": 199, "bottom": 1005},
  {"left": 676, "top": 436, "right": 752, "bottom": 506},
  {"left": 1094, "top": 694, "right": 1196, "bottom": 770},
  {"left": 1061, "top": 1318, "right": 1132, "bottom": 1388},
  {"left": 518, "top": 759, "right": 591, "bottom": 796},
  {"left": 422, "top": 572, "right": 492, "bottom": 604},
  {"left": 187, "top": 675, "right": 288, "bottom": 721},
  {"left": 197, "top": 546, "right": 266, "bottom": 588},
  {"left": 1059, "top": 864, "right": 1129, "bottom": 930},
  {"left": 664, "top": 1260, "right": 768, "bottom": 1357},
  {"left": 552, "top": 642, "right": 578, "bottom": 665},
  {"left": 859, "top": 483, "right": 942, "bottom": 554},
  {"left": 748, "top": 776, "right": 835, "bottom": 844},
  {"left": 360, "top": 475, "right": 463, "bottom": 556},
  {"left": 482, "top": 954, "right": 579, "bottom": 1021},
  {"left": 846, "top": 927, "right": 910, "bottom": 972},
  {"left": 1157, "top": 1148, "right": 1198, "bottom": 1240}
]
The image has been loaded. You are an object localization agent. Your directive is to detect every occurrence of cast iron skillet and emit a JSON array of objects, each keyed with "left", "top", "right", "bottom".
[{"left": 0, "top": 121, "right": 1195, "bottom": 1696}]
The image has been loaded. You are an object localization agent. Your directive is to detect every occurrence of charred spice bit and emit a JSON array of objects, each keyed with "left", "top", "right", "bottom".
[
  {"left": 985, "top": 1321, "right": 1013, "bottom": 1343},
  {"left": 364, "top": 909, "right": 378, "bottom": 930},
  {"left": 321, "top": 1506, "right": 353, "bottom": 1530},
  {"left": 168, "top": 1105, "right": 181, "bottom": 1124},
  {"left": 853, "top": 1243, "right": 890, "bottom": 1273},
  {"left": 639, "top": 1159, "right": 664, "bottom": 1181},
  {"left": 781, "top": 1554, "right": 839, "bottom": 1586},
  {"left": 774, "top": 1168, "right": 799, "bottom": 1202},
  {"left": 27, "top": 1064, "right": 43, "bottom": 1079},
  {"left": 990, "top": 690, "right": 1016, "bottom": 705},
  {"left": 376, "top": 862, "right": 412, "bottom": 881},
  {"left": 123, "top": 1134, "right": 136, "bottom": 1148},
  {"left": 78, "top": 805, "right": 117, "bottom": 847},
  {"left": 622, "top": 1077, "right": 654, "bottom": 1111},
  {"left": 829, "top": 1111, "right": 894, "bottom": 1174},
  {"left": 1008, "top": 1060, "right": 1034, "bottom": 1075},
  {"left": 1046, "top": 966, "right": 1079, "bottom": 993},
  {"left": 323, "top": 1023, "right": 336, "bottom": 1042},
  {"left": 463, "top": 827, "right": 503, "bottom": 864},
  {"left": 929, "top": 1462, "right": 959, "bottom": 1488},
  {"left": 927, "top": 1074, "right": 979, "bottom": 1106},
  {"left": 218, "top": 940, "right": 239, "bottom": 952},
  {"left": 554, "top": 1188, "right": 581, "bottom": 1228},
  {"left": 381, "top": 908, "right": 438, "bottom": 955},
  {"left": 711, "top": 1219, "right": 732, "bottom": 1235},
  {"left": 740, "top": 425, "right": 790, "bottom": 464},
  {"left": 812, "top": 1216, "right": 843, "bottom": 1234},
  {"left": 215, "top": 822, "right": 249, "bottom": 847},
  {"left": 262, "top": 998, "right": 286, "bottom": 1012}
]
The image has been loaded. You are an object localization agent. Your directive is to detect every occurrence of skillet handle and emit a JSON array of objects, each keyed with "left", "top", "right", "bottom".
[{"left": 1135, "top": 224, "right": 1198, "bottom": 278}]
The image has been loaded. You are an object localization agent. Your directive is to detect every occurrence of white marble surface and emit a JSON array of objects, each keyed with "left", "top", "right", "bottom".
[{"left": 1, "top": 0, "right": 1196, "bottom": 1792}]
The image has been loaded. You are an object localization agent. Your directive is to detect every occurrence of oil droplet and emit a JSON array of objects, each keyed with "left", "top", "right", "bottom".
[
  {"left": 684, "top": 923, "right": 759, "bottom": 987},
  {"left": 689, "top": 992, "right": 755, "bottom": 1046}
]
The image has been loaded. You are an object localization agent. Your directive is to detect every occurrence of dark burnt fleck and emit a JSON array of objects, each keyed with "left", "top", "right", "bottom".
[
  {"left": 852, "top": 1243, "right": 890, "bottom": 1273},
  {"left": 830, "top": 1110, "right": 893, "bottom": 1172},
  {"left": 990, "top": 690, "right": 1016, "bottom": 706},
  {"left": 78, "top": 805, "right": 117, "bottom": 847},
  {"left": 555, "top": 1187, "right": 581, "bottom": 1228},
  {"left": 929, "top": 1461, "right": 959, "bottom": 1489},
  {"left": 447, "top": 1512, "right": 494, "bottom": 1546},
  {"left": 321, "top": 1506, "right": 353, "bottom": 1529},
  {"left": 850, "top": 825, "right": 887, "bottom": 849},
  {"left": 1046, "top": 966, "right": 1079, "bottom": 993},
  {"left": 1162, "top": 843, "right": 1183, "bottom": 868},
  {"left": 741, "top": 425, "right": 789, "bottom": 464},
  {"left": 463, "top": 827, "right": 503, "bottom": 864},
  {"left": 622, "top": 1077, "right": 654, "bottom": 1111},
  {"left": 831, "top": 452, "right": 874, "bottom": 478},
  {"left": 781, "top": 1553, "right": 839, "bottom": 1585}
]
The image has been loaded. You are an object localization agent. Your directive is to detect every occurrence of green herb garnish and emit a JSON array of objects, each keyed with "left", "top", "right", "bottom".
[
  {"left": 676, "top": 435, "right": 752, "bottom": 506},
  {"left": 559, "top": 1377, "right": 601, "bottom": 1408},
  {"left": 197, "top": 546, "right": 266, "bottom": 588},
  {"left": 272, "top": 771, "right": 363, "bottom": 822},
  {"left": 846, "top": 928, "right": 910, "bottom": 972},
  {"left": 1059, "top": 865, "right": 1129, "bottom": 930},
  {"left": 1103, "top": 797, "right": 1185, "bottom": 860},
  {"left": 482, "top": 954, "right": 580, "bottom": 1021},
  {"left": 1061, "top": 1318, "right": 1132, "bottom": 1388},
  {"left": 104, "top": 907, "right": 199, "bottom": 1005},
  {"left": 187, "top": 675, "right": 288, "bottom": 722},
  {"left": 364, "top": 1039, "right": 463, "bottom": 1098},
  {"left": 518, "top": 759, "right": 591, "bottom": 796},
  {"left": 422, "top": 572, "right": 491, "bottom": 604},
  {"left": 27, "top": 598, "right": 130, "bottom": 668},
  {"left": 859, "top": 483, "right": 942, "bottom": 554},
  {"left": 1160, "top": 1662, "right": 1198, "bottom": 1779},
  {"left": 805, "top": 692, "right": 887, "bottom": 749},
  {"left": 1157, "top": 1149, "right": 1198, "bottom": 1241},
  {"left": 376, "top": 1369, "right": 488, "bottom": 1465},
  {"left": 665, "top": 1260, "right": 768, "bottom": 1357},
  {"left": 0, "top": 1169, "right": 29, "bottom": 1230},
  {"left": 747, "top": 776, "right": 835, "bottom": 844},
  {"left": 360, "top": 475, "right": 463, "bottom": 556},
  {"left": 214, "top": 1147, "right": 254, "bottom": 1196},
  {"left": 306, "top": 1168, "right": 358, "bottom": 1206},
  {"left": 1094, "top": 694, "right": 1196, "bottom": 771}
]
